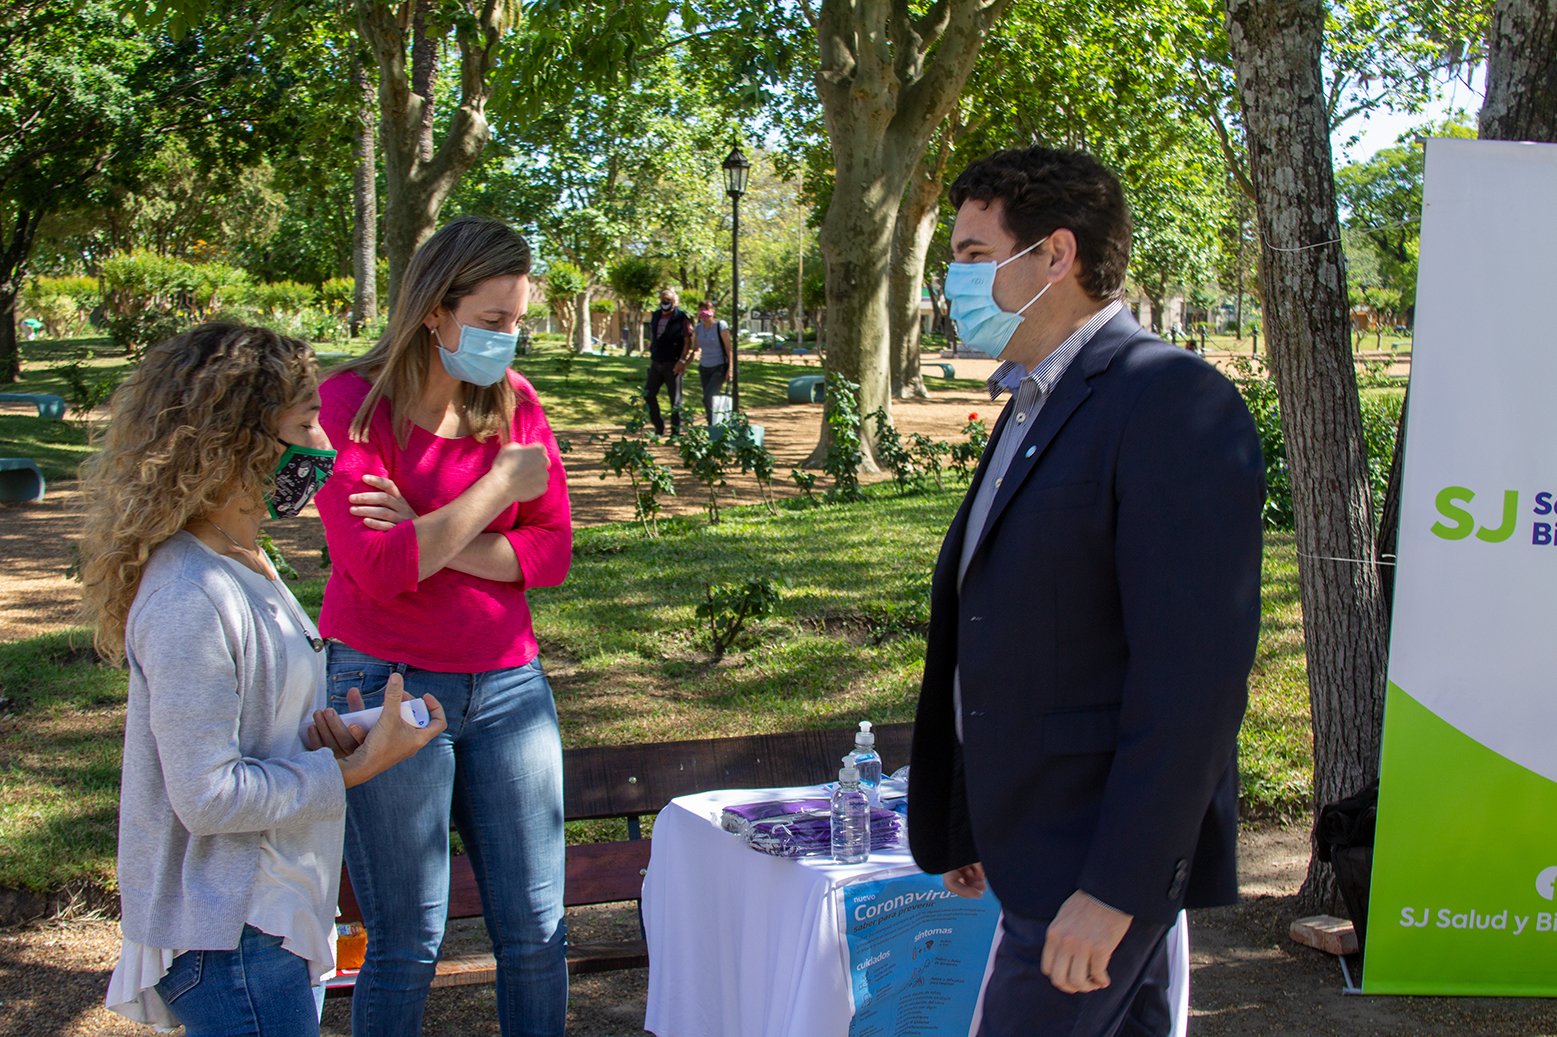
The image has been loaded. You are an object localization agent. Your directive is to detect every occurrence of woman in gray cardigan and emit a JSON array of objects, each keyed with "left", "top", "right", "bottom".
[{"left": 80, "top": 324, "right": 447, "bottom": 1035}]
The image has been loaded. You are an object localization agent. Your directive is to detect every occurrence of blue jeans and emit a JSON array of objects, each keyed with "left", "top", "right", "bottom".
[
  {"left": 328, "top": 645, "right": 568, "bottom": 1037},
  {"left": 155, "top": 925, "right": 321, "bottom": 1036}
]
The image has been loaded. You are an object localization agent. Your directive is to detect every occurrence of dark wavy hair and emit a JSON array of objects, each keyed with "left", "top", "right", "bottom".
[{"left": 949, "top": 146, "right": 1132, "bottom": 301}]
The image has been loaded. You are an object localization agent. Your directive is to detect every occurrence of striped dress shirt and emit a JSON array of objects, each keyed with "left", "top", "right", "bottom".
[{"left": 952, "top": 299, "right": 1122, "bottom": 739}]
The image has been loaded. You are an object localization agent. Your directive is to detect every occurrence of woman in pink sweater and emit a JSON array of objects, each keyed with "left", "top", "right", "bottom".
[{"left": 313, "top": 217, "right": 571, "bottom": 1037}]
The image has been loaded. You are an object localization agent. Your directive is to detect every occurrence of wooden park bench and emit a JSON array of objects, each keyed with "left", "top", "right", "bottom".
[{"left": 325, "top": 721, "right": 914, "bottom": 996}]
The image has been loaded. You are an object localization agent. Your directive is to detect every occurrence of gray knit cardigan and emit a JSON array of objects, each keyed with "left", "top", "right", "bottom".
[{"left": 116, "top": 531, "right": 346, "bottom": 950}]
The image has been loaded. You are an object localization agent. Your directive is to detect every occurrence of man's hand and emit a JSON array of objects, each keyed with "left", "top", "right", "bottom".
[
  {"left": 1041, "top": 890, "right": 1133, "bottom": 994},
  {"left": 943, "top": 862, "right": 987, "bottom": 899}
]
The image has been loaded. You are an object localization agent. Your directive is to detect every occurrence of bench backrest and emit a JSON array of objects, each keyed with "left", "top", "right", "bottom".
[{"left": 562, "top": 722, "right": 914, "bottom": 822}]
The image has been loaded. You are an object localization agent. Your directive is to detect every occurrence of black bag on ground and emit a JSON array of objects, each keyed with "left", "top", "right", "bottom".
[{"left": 1316, "top": 779, "right": 1378, "bottom": 948}]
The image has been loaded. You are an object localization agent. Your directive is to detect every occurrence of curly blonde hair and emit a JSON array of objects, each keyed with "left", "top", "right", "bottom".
[{"left": 78, "top": 323, "right": 319, "bottom": 664}]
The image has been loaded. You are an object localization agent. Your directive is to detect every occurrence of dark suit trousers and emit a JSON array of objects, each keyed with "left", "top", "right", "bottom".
[
  {"left": 979, "top": 912, "right": 1172, "bottom": 1037},
  {"left": 644, "top": 359, "right": 684, "bottom": 435}
]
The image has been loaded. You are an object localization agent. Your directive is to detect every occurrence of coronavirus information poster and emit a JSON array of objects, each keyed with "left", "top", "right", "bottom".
[
  {"left": 1367, "top": 138, "right": 1557, "bottom": 995},
  {"left": 841, "top": 872, "right": 1001, "bottom": 1036}
]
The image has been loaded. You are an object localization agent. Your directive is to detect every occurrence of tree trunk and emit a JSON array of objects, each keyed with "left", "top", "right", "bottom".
[
  {"left": 627, "top": 305, "right": 643, "bottom": 355},
  {"left": 926, "top": 277, "right": 949, "bottom": 337},
  {"left": 811, "top": 160, "right": 899, "bottom": 468},
  {"left": 805, "top": 0, "right": 1013, "bottom": 467},
  {"left": 1479, "top": 0, "right": 1557, "bottom": 141},
  {"left": 357, "top": 0, "right": 504, "bottom": 307},
  {"left": 574, "top": 287, "right": 592, "bottom": 353},
  {"left": 890, "top": 145, "right": 947, "bottom": 401},
  {"left": 350, "top": 57, "right": 378, "bottom": 337},
  {"left": 0, "top": 288, "right": 20, "bottom": 386},
  {"left": 795, "top": 241, "right": 805, "bottom": 350},
  {"left": 1141, "top": 286, "right": 1165, "bottom": 335},
  {"left": 0, "top": 209, "right": 40, "bottom": 384},
  {"left": 1227, "top": 0, "right": 1390, "bottom": 911}
]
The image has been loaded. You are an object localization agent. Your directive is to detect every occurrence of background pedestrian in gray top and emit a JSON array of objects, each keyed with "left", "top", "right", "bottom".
[{"left": 693, "top": 299, "right": 732, "bottom": 425}]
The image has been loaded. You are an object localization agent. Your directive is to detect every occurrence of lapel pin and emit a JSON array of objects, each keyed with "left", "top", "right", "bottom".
[{"left": 1025, "top": 445, "right": 1036, "bottom": 458}]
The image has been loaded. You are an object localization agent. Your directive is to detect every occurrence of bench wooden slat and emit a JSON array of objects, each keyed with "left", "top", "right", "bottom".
[
  {"left": 566, "top": 840, "right": 652, "bottom": 906},
  {"left": 562, "top": 723, "right": 913, "bottom": 821}
]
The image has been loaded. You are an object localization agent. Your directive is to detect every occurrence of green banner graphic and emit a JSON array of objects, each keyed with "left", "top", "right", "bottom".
[{"left": 1366, "top": 684, "right": 1557, "bottom": 995}]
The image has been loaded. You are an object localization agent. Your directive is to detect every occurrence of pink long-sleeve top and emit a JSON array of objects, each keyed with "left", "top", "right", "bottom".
[{"left": 316, "top": 369, "right": 572, "bottom": 673}]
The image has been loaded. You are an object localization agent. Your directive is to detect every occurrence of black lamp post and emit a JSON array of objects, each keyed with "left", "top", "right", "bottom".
[{"left": 722, "top": 143, "right": 750, "bottom": 414}]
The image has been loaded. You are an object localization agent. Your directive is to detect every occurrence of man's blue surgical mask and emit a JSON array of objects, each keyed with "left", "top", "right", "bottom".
[
  {"left": 944, "top": 235, "right": 1052, "bottom": 360},
  {"left": 436, "top": 323, "right": 519, "bottom": 386}
]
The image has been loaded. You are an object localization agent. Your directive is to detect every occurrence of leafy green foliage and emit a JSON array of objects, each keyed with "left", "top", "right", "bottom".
[
  {"left": 948, "top": 414, "right": 989, "bottom": 482},
  {"left": 696, "top": 576, "right": 782, "bottom": 659},
  {"left": 907, "top": 432, "right": 950, "bottom": 491},
  {"left": 1227, "top": 356, "right": 1403, "bottom": 530},
  {"left": 1337, "top": 116, "right": 1475, "bottom": 328},
  {"left": 258, "top": 532, "right": 299, "bottom": 581},
  {"left": 98, "top": 252, "right": 251, "bottom": 354},
  {"left": 822, "top": 376, "right": 863, "bottom": 502},
  {"left": 790, "top": 467, "right": 818, "bottom": 502},
  {"left": 600, "top": 397, "right": 677, "bottom": 536},
  {"left": 45, "top": 357, "right": 124, "bottom": 423},
  {"left": 1227, "top": 357, "right": 1294, "bottom": 529},
  {"left": 677, "top": 424, "right": 738, "bottom": 524},
  {"left": 868, "top": 408, "right": 918, "bottom": 494},
  {"left": 19, "top": 278, "right": 98, "bottom": 338},
  {"left": 240, "top": 280, "right": 317, "bottom": 316},
  {"left": 722, "top": 412, "right": 778, "bottom": 512}
]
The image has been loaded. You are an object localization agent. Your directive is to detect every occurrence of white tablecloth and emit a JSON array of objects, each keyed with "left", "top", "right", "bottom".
[{"left": 642, "top": 787, "right": 1189, "bottom": 1037}]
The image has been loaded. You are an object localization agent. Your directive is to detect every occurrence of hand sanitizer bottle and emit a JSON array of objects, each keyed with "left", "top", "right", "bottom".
[
  {"left": 831, "top": 756, "right": 871, "bottom": 865},
  {"left": 848, "top": 721, "right": 883, "bottom": 806}
]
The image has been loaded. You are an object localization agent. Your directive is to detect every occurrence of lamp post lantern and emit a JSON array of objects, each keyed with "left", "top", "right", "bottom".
[{"left": 722, "top": 144, "right": 750, "bottom": 414}]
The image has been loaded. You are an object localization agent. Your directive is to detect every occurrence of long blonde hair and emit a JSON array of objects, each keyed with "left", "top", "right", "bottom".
[
  {"left": 78, "top": 323, "right": 319, "bottom": 664},
  {"left": 337, "top": 216, "right": 532, "bottom": 446}
]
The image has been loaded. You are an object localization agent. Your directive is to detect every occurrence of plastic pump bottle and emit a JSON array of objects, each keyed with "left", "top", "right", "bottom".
[
  {"left": 849, "top": 721, "right": 883, "bottom": 806},
  {"left": 830, "top": 757, "right": 871, "bottom": 864}
]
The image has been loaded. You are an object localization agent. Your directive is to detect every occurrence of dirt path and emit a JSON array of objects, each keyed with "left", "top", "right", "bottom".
[{"left": 5, "top": 826, "right": 1555, "bottom": 1036}]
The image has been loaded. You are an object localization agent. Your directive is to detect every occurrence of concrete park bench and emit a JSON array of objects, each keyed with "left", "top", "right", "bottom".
[
  {"left": 0, "top": 393, "right": 66, "bottom": 419},
  {"left": 325, "top": 723, "right": 913, "bottom": 995},
  {"left": 786, "top": 375, "right": 825, "bottom": 404},
  {"left": 926, "top": 363, "right": 956, "bottom": 378},
  {"left": 0, "top": 458, "right": 46, "bottom": 502}
]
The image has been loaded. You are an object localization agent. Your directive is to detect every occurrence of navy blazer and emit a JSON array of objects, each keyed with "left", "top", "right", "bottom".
[{"left": 908, "top": 309, "right": 1264, "bottom": 926}]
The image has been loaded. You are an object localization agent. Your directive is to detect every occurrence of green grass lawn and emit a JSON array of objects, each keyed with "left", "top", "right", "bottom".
[
  {"left": 0, "top": 414, "right": 94, "bottom": 481},
  {"left": 0, "top": 475, "right": 1312, "bottom": 892}
]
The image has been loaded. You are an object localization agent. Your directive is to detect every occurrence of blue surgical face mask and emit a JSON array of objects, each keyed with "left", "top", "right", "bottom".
[
  {"left": 436, "top": 323, "right": 519, "bottom": 386},
  {"left": 944, "top": 235, "right": 1052, "bottom": 359}
]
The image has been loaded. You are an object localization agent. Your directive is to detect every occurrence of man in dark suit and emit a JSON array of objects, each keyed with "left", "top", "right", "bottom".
[{"left": 908, "top": 146, "right": 1264, "bottom": 1036}]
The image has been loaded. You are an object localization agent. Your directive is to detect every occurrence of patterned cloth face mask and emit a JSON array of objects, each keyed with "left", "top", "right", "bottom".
[
  {"left": 267, "top": 441, "right": 337, "bottom": 519},
  {"left": 943, "top": 235, "right": 1052, "bottom": 360},
  {"left": 436, "top": 323, "right": 520, "bottom": 386}
]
